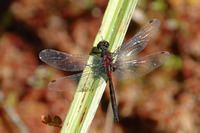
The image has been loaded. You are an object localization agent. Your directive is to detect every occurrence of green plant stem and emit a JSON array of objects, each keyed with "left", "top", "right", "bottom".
[{"left": 61, "top": 0, "right": 138, "bottom": 132}]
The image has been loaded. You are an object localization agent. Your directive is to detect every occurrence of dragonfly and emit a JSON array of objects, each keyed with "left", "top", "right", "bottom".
[{"left": 39, "top": 19, "right": 170, "bottom": 122}]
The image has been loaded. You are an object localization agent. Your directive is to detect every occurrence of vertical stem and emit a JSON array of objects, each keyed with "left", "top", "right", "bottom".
[{"left": 61, "top": 0, "right": 138, "bottom": 132}]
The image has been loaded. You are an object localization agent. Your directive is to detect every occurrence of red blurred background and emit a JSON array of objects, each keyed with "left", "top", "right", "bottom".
[{"left": 0, "top": 0, "right": 200, "bottom": 133}]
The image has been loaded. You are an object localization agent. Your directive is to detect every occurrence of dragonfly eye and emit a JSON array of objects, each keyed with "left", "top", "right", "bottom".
[
  {"left": 97, "top": 40, "right": 110, "bottom": 50},
  {"left": 104, "top": 41, "right": 109, "bottom": 48}
]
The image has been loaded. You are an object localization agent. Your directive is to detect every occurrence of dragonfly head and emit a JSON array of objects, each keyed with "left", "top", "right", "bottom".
[{"left": 97, "top": 40, "right": 110, "bottom": 51}]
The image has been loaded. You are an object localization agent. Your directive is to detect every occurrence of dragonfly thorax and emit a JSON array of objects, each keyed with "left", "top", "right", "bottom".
[{"left": 97, "top": 40, "right": 109, "bottom": 51}]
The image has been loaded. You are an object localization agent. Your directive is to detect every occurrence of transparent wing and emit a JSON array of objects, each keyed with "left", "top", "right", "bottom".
[
  {"left": 39, "top": 49, "right": 101, "bottom": 71},
  {"left": 47, "top": 71, "right": 102, "bottom": 91},
  {"left": 116, "top": 19, "right": 161, "bottom": 60},
  {"left": 114, "top": 51, "right": 170, "bottom": 81},
  {"left": 48, "top": 73, "right": 82, "bottom": 91}
]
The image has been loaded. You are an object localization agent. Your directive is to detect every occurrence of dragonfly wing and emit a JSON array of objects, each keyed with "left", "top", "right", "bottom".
[
  {"left": 117, "top": 19, "right": 161, "bottom": 60},
  {"left": 114, "top": 51, "right": 170, "bottom": 81},
  {"left": 47, "top": 71, "right": 100, "bottom": 91},
  {"left": 48, "top": 73, "right": 82, "bottom": 91},
  {"left": 39, "top": 49, "right": 101, "bottom": 71}
]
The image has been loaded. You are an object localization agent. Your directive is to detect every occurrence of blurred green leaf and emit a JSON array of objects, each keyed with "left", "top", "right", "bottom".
[
  {"left": 54, "top": 116, "right": 62, "bottom": 125},
  {"left": 151, "top": 0, "right": 168, "bottom": 12},
  {"left": 41, "top": 115, "right": 62, "bottom": 128},
  {"left": 0, "top": 11, "right": 13, "bottom": 32},
  {"left": 163, "top": 54, "right": 182, "bottom": 70}
]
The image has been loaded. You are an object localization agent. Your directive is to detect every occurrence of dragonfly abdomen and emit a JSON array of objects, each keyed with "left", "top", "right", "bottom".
[{"left": 108, "top": 77, "right": 119, "bottom": 122}]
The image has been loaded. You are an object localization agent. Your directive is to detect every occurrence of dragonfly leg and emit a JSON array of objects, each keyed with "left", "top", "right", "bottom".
[{"left": 112, "top": 65, "right": 117, "bottom": 72}]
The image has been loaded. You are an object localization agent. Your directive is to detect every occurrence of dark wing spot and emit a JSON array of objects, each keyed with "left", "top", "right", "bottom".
[
  {"left": 51, "top": 80, "right": 56, "bottom": 83},
  {"left": 149, "top": 19, "right": 153, "bottom": 23},
  {"left": 161, "top": 51, "right": 165, "bottom": 54}
]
